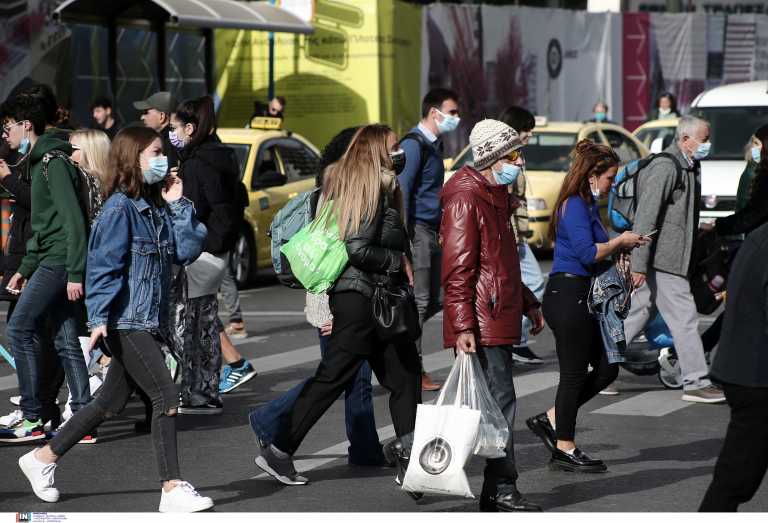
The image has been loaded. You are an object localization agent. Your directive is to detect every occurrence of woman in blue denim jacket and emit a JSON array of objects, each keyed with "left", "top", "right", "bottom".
[{"left": 18, "top": 127, "right": 214, "bottom": 513}]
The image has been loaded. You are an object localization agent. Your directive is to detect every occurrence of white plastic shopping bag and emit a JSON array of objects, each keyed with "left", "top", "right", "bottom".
[
  {"left": 437, "top": 351, "right": 509, "bottom": 458},
  {"left": 401, "top": 403, "right": 480, "bottom": 498}
]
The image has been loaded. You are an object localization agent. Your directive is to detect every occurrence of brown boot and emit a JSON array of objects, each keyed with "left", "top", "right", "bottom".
[{"left": 421, "top": 372, "right": 442, "bottom": 391}]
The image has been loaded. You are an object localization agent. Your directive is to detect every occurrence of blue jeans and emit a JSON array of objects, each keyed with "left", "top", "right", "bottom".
[
  {"left": 7, "top": 264, "right": 90, "bottom": 421},
  {"left": 517, "top": 242, "right": 545, "bottom": 347},
  {"left": 249, "top": 332, "right": 384, "bottom": 465}
]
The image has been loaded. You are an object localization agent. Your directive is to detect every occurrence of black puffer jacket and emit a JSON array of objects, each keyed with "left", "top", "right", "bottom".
[
  {"left": 178, "top": 134, "right": 243, "bottom": 254},
  {"left": 715, "top": 168, "right": 768, "bottom": 237},
  {"left": 332, "top": 194, "right": 411, "bottom": 298}
]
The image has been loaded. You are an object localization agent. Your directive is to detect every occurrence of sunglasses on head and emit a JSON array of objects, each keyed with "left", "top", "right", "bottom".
[{"left": 503, "top": 150, "right": 522, "bottom": 162}]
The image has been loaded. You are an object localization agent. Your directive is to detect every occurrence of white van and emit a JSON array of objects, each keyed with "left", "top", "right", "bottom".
[{"left": 689, "top": 81, "right": 768, "bottom": 221}]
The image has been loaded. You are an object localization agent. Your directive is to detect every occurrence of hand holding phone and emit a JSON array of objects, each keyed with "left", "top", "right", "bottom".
[{"left": 643, "top": 229, "right": 658, "bottom": 239}]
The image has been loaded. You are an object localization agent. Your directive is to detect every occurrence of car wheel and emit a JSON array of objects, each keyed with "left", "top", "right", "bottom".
[{"left": 232, "top": 228, "right": 256, "bottom": 288}]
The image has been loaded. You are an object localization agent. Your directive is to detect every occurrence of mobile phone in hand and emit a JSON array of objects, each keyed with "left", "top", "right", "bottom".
[{"left": 643, "top": 229, "right": 658, "bottom": 238}]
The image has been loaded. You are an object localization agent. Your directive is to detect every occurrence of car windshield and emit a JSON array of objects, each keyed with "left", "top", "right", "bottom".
[
  {"left": 690, "top": 106, "right": 768, "bottom": 161},
  {"left": 226, "top": 143, "right": 251, "bottom": 181},
  {"left": 452, "top": 131, "right": 577, "bottom": 173}
]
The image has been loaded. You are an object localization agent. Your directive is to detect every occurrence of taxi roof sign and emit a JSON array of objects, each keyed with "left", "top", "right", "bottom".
[
  {"left": 534, "top": 116, "right": 548, "bottom": 127},
  {"left": 250, "top": 116, "right": 283, "bottom": 130}
]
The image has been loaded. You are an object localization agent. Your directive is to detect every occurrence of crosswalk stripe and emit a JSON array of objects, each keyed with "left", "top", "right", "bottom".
[
  {"left": 590, "top": 389, "right": 690, "bottom": 417},
  {"left": 252, "top": 370, "right": 560, "bottom": 479}
]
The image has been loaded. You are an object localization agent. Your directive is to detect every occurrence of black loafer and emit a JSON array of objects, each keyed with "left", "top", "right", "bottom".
[
  {"left": 549, "top": 447, "right": 607, "bottom": 473},
  {"left": 384, "top": 439, "right": 423, "bottom": 501},
  {"left": 480, "top": 487, "right": 542, "bottom": 512},
  {"left": 526, "top": 413, "right": 557, "bottom": 453}
]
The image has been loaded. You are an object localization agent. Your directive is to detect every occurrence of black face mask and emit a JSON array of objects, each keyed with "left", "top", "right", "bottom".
[{"left": 390, "top": 149, "right": 406, "bottom": 175}]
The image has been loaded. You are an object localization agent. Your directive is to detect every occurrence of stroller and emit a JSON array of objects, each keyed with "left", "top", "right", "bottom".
[{"left": 620, "top": 229, "right": 730, "bottom": 389}]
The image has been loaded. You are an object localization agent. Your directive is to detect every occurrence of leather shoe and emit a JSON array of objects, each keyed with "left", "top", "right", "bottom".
[
  {"left": 480, "top": 487, "right": 542, "bottom": 512},
  {"left": 384, "top": 439, "right": 423, "bottom": 500},
  {"left": 549, "top": 447, "right": 607, "bottom": 473},
  {"left": 526, "top": 413, "right": 556, "bottom": 453},
  {"left": 421, "top": 373, "right": 442, "bottom": 391}
]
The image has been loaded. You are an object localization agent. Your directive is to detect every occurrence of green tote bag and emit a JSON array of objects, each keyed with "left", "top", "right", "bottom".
[{"left": 280, "top": 203, "right": 349, "bottom": 293}]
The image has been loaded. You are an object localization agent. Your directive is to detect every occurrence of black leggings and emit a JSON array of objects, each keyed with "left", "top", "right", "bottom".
[
  {"left": 49, "top": 330, "right": 180, "bottom": 481},
  {"left": 542, "top": 275, "right": 618, "bottom": 441}
]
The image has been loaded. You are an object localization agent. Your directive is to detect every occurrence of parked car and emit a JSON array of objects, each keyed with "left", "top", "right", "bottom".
[
  {"left": 446, "top": 118, "right": 649, "bottom": 249},
  {"left": 633, "top": 117, "right": 679, "bottom": 153},
  {"left": 689, "top": 81, "right": 768, "bottom": 223},
  {"left": 219, "top": 117, "right": 320, "bottom": 286}
]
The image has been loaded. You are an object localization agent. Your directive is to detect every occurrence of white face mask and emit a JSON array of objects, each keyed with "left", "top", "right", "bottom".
[
  {"left": 589, "top": 177, "right": 601, "bottom": 200},
  {"left": 659, "top": 107, "right": 671, "bottom": 117}
]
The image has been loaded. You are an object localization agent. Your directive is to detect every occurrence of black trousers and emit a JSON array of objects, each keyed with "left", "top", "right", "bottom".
[
  {"left": 700, "top": 383, "right": 768, "bottom": 512},
  {"left": 542, "top": 276, "right": 618, "bottom": 441},
  {"left": 49, "top": 330, "right": 181, "bottom": 481},
  {"left": 273, "top": 291, "right": 422, "bottom": 454}
]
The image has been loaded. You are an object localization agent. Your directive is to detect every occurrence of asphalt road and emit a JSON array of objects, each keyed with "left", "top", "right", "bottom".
[{"left": 0, "top": 260, "right": 766, "bottom": 513}]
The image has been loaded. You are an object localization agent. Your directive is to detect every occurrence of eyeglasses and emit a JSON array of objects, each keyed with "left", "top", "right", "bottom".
[
  {"left": 1, "top": 121, "right": 23, "bottom": 135},
  {"left": 503, "top": 150, "right": 522, "bottom": 162}
]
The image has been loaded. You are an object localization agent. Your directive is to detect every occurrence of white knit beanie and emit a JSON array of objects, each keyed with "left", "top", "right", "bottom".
[{"left": 469, "top": 119, "right": 523, "bottom": 171}]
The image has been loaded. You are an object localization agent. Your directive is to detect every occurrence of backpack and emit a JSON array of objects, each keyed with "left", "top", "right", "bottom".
[
  {"left": 41, "top": 150, "right": 103, "bottom": 228},
  {"left": 268, "top": 187, "right": 321, "bottom": 288},
  {"left": 607, "top": 152, "right": 685, "bottom": 233}
]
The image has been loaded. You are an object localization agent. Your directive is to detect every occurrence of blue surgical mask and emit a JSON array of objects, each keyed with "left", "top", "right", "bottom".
[
  {"left": 751, "top": 146, "right": 762, "bottom": 163},
  {"left": 169, "top": 130, "right": 186, "bottom": 149},
  {"left": 435, "top": 109, "right": 460, "bottom": 134},
  {"left": 142, "top": 155, "right": 169, "bottom": 185},
  {"left": 693, "top": 141, "right": 712, "bottom": 160},
  {"left": 594, "top": 111, "right": 607, "bottom": 123},
  {"left": 492, "top": 162, "right": 522, "bottom": 185},
  {"left": 18, "top": 137, "right": 30, "bottom": 155}
]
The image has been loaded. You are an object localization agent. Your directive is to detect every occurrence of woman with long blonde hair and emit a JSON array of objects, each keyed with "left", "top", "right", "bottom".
[
  {"left": 255, "top": 124, "right": 422, "bottom": 495},
  {"left": 69, "top": 128, "right": 110, "bottom": 184}
]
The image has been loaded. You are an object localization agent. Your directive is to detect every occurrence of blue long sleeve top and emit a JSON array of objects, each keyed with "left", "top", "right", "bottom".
[{"left": 551, "top": 195, "right": 608, "bottom": 277}]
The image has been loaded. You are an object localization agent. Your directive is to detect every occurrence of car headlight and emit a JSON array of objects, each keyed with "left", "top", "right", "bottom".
[
  {"left": 703, "top": 195, "right": 718, "bottom": 209},
  {"left": 527, "top": 198, "right": 547, "bottom": 211}
]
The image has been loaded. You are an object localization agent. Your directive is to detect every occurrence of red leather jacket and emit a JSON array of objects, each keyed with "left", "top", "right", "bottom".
[{"left": 440, "top": 166, "right": 540, "bottom": 349}]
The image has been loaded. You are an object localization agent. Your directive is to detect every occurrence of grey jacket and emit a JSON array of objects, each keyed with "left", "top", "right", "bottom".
[{"left": 631, "top": 143, "right": 700, "bottom": 277}]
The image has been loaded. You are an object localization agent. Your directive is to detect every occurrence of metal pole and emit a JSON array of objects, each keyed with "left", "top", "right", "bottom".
[
  {"left": 204, "top": 28, "right": 215, "bottom": 95},
  {"left": 268, "top": 0, "right": 276, "bottom": 100},
  {"left": 156, "top": 22, "right": 167, "bottom": 91},
  {"left": 107, "top": 17, "right": 118, "bottom": 98}
]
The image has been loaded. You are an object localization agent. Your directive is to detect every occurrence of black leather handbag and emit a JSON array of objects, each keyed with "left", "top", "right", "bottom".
[{"left": 372, "top": 281, "right": 421, "bottom": 342}]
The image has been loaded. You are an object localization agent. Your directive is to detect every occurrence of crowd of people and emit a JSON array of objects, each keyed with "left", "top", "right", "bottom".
[{"left": 0, "top": 82, "right": 766, "bottom": 513}]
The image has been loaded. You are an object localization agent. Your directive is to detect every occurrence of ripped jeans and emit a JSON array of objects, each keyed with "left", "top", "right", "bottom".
[{"left": 48, "top": 330, "right": 180, "bottom": 481}]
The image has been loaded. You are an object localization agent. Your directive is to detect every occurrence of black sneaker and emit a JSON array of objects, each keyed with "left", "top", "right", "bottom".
[
  {"left": 178, "top": 400, "right": 223, "bottom": 415},
  {"left": 512, "top": 346, "right": 543, "bottom": 364},
  {"left": 254, "top": 443, "right": 309, "bottom": 485}
]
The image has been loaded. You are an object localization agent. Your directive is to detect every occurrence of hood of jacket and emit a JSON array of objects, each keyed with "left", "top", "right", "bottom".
[
  {"left": 30, "top": 132, "right": 72, "bottom": 164},
  {"left": 440, "top": 165, "right": 511, "bottom": 210}
]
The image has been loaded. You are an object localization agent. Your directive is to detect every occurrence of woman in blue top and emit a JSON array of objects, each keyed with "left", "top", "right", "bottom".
[
  {"left": 526, "top": 140, "right": 648, "bottom": 473},
  {"left": 18, "top": 127, "right": 214, "bottom": 513}
]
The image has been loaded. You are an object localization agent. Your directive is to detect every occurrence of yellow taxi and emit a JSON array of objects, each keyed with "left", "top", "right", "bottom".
[
  {"left": 219, "top": 117, "right": 321, "bottom": 286},
  {"left": 446, "top": 118, "right": 649, "bottom": 249},
  {"left": 633, "top": 118, "right": 679, "bottom": 153}
]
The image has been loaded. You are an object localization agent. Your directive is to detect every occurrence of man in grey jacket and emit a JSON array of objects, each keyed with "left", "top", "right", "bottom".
[{"left": 621, "top": 115, "right": 725, "bottom": 403}]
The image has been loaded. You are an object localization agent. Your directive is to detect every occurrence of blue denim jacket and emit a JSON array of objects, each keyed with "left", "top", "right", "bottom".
[
  {"left": 588, "top": 263, "right": 631, "bottom": 364},
  {"left": 86, "top": 193, "right": 206, "bottom": 333}
]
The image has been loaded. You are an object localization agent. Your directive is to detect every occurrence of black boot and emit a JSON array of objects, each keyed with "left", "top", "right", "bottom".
[
  {"left": 384, "top": 438, "right": 423, "bottom": 501},
  {"left": 526, "top": 412, "right": 556, "bottom": 453},
  {"left": 480, "top": 484, "right": 542, "bottom": 512},
  {"left": 549, "top": 447, "right": 607, "bottom": 473}
]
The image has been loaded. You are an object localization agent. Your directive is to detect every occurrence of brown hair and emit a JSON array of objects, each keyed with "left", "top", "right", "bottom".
[
  {"left": 549, "top": 139, "right": 620, "bottom": 240},
  {"left": 103, "top": 126, "right": 161, "bottom": 200},
  {"left": 319, "top": 124, "right": 399, "bottom": 239}
]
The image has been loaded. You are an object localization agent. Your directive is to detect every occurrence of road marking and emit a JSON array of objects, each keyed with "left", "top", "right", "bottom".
[
  {"left": 252, "top": 370, "right": 560, "bottom": 479},
  {"left": 239, "top": 311, "right": 306, "bottom": 317},
  {"left": 590, "top": 389, "right": 690, "bottom": 417},
  {"left": 248, "top": 344, "right": 321, "bottom": 373},
  {"left": 233, "top": 335, "right": 269, "bottom": 346}
]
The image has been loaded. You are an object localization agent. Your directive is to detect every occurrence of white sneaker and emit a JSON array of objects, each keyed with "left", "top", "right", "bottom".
[
  {"left": 18, "top": 449, "right": 60, "bottom": 502},
  {"left": 0, "top": 409, "right": 23, "bottom": 428},
  {"left": 158, "top": 481, "right": 214, "bottom": 513},
  {"left": 9, "top": 395, "right": 21, "bottom": 406}
]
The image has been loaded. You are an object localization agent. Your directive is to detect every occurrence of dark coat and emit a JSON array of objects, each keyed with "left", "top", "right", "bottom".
[
  {"left": 332, "top": 194, "right": 410, "bottom": 299},
  {"left": 178, "top": 135, "right": 243, "bottom": 254},
  {"left": 710, "top": 222, "right": 768, "bottom": 387},
  {"left": 715, "top": 165, "right": 768, "bottom": 237},
  {"left": 440, "top": 166, "right": 539, "bottom": 349}
]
